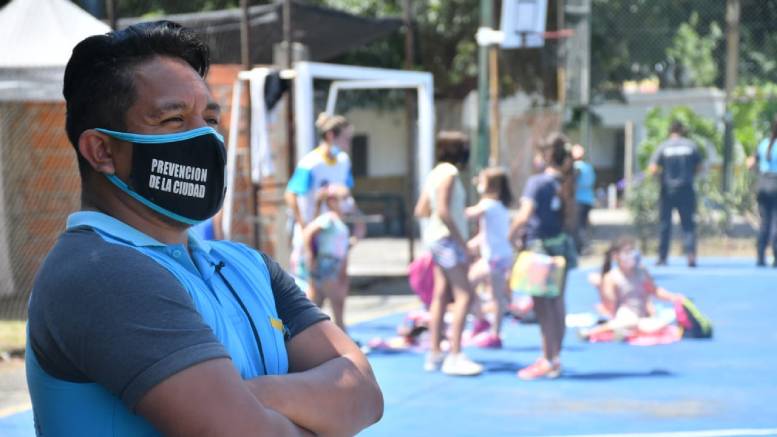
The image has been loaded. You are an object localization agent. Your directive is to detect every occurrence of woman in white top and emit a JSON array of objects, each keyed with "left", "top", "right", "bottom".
[
  {"left": 466, "top": 167, "right": 514, "bottom": 348},
  {"left": 414, "top": 131, "right": 483, "bottom": 376}
]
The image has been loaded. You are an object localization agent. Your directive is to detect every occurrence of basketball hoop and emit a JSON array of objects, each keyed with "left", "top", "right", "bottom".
[{"left": 541, "top": 28, "right": 575, "bottom": 40}]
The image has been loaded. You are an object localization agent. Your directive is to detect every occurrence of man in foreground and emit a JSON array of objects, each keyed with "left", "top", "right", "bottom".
[{"left": 26, "top": 21, "right": 382, "bottom": 436}]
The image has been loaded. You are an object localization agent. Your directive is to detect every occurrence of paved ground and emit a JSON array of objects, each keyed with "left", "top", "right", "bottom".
[
  {"left": 0, "top": 208, "right": 767, "bottom": 435},
  {"left": 0, "top": 359, "right": 28, "bottom": 418},
  {"left": 353, "top": 259, "right": 777, "bottom": 437}
]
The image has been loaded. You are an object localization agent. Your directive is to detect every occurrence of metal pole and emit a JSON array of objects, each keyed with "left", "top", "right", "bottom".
[
  {"left": 240, "top": 0, "right": 251, "bottom": 70},
  {"left": 476, "top": 0, "right": 493, "bottom": 172},
  {"left": 240, "top": 0, "right": 260, "bottom": 248},
  {"left": 723, "top": 0, "right": 740, "bottom": 193},
  {"left": 557, "top": 0, "right": 566, "bottom": 109},
  {"left": 624, "top": 120, "right": 634, "bottom": 197},
  {"left": 488, "top": 45, "right": 500, "bottom": 165},
  {"left": 284, "top": 0, "right": 297, "bottom": 177},
  {"left": 105, "top": 0, "right": 117, "bottom": 30},
  {"left": 580, "top": 0, "right": 591, "bottom": 150},
  {"left": 403, "top": 0, "right": 416, "bottom": 261}
]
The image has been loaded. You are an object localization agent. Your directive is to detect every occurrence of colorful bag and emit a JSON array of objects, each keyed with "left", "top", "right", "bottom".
[
  {"left": 408, "top": 252, "right": 435, "bottom": 307},
  {"left": 509, "top": 250, "right": 566, "bottom": 297},
  {"left": 675, "top": 298, "right": 713, "bottom": 339}
]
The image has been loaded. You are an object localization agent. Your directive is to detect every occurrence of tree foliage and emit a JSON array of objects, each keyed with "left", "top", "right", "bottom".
[
  {"left": 637, "top": 106, "right": 720, "bottom": 170},
  {"left": 665, "top": 12, "right": 722, "bottom": 88},
  {"left": 628, "top": 105, "right": 758, "bottom": 245},
  {"left": 732, "top": 85, "right": 777, "bottom": 157},
  {"left": 591, "top": 0, "right": 777, "bottom": 97}
]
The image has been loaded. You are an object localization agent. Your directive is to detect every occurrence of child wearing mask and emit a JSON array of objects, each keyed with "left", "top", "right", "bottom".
[
  {"left": 466, "top": 167, "right": 514, "bottom": 348},
  {"left": 579, "top": 237, "right": 685, "bottom": 341},
  {"left": 302, "top": 184, "right": 352, "bottom": 331}
]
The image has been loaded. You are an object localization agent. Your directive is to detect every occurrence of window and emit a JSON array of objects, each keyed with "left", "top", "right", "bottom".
[{"left": 351, "top": 134, "right": 368, "bottom": 177}]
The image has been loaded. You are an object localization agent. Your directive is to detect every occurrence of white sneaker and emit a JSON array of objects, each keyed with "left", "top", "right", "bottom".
[
  {"left": 441, "top": 352, "right": 483, "bottom": 376},
  {"left": 424, "top": 351, "right": 445, "bottom": 372}
]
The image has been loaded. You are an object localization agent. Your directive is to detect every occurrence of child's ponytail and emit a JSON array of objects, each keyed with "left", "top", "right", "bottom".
[
  {"left": 601, "top": 247, "right": 615, "bottom": 277},
  {"left": 601, "top": 236, "right": 638, "bottom": 276}
]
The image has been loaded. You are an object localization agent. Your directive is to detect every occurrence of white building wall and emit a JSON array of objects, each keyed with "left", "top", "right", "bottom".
[
  {"left": 343, "top": 108, "right": 408, "bottom": 177},
  {"left": 593, "top": 87, "right": 726, "bottom": 146}
]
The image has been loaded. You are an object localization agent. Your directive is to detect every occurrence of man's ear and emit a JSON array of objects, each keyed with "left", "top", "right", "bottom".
[{"left": 78, "top": 129, "right": 116, "bottom": 174}]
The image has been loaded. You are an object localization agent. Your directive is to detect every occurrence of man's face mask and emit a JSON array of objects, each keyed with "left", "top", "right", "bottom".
[{"left": 95, "top": 126, "right": 226, "bottom": 225}]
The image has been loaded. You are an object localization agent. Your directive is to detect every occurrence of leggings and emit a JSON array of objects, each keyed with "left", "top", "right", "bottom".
[{"left": 757, "top": 189, "right": 777, "bottom": 264}]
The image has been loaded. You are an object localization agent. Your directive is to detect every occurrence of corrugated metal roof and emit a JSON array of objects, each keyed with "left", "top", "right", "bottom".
[{"left": 118, "top": 0, "right": 402, "bottom": 65}]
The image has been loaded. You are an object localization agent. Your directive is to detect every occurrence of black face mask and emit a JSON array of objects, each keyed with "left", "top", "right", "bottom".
[{"left": 96, "top": 126, "right": 227, "bottom": 225}]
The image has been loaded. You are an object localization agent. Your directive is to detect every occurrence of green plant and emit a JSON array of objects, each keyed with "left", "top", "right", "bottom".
[
  {"left": 637, "top": 106, "right": 721, "bottom": 170},
  {"left": 630, "top": 106, "right": 758, "bottom": 243},
  {"left": 731, "top": 83, "right": 777, "bottom": 157},
  {"left": 625, "top": 176, "right": 660, "bottom": 254},
  {"left": 665, "top": 12, "right": 722, "bottom": 88}
]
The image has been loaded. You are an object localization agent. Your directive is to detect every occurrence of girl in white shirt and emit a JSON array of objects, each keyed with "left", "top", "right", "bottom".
[{"left": 466, "top": 167, "right": 514, "bottom": 348}]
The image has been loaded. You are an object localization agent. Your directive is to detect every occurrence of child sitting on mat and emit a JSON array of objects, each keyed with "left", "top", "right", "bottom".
[{"left": 579, "top": 237, "right": 685, "bottom": 341}]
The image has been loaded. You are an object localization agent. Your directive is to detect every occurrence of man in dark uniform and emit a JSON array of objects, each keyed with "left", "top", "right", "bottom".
[{"left": 648, "top": 121, "right": 703, "bottom": 267}]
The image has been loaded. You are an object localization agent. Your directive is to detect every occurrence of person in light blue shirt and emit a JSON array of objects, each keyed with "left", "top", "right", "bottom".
[
  {"left": 572, "top": 144, "right": 596, "bottom": 254},
  {"left": 747, "top": 116, "right": 777, "bottom": 266},
  {"left": 26, "top": 21, "right": 382, "bottom": 437}
]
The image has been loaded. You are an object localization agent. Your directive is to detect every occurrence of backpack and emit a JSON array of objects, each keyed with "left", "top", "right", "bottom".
[
  {"left": 408, "top": 253, "right": 435, "bottom": 308},
  {"left": 675, "top": 298, "right": 713, "bottom": 339}
]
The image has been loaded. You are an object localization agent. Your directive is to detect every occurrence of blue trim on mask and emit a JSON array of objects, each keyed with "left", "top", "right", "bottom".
[
  {"left": 104, "top": 174, "right": 203, "bottom": 225},
  {"left": 95, "top": 126, "right": 225, "bottom": 144}
]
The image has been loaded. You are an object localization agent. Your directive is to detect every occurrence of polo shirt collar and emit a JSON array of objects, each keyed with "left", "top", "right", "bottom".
[{"left": 67, "top": 211, "right": 213, "bottom": 253}]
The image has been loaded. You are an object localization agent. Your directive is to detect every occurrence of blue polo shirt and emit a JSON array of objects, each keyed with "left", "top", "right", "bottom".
[{"left": 27, "top": 211, "right": 328, "bottom": 436}]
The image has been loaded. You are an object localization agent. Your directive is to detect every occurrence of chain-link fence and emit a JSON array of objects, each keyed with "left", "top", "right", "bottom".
[
  {"left": 0, "top": 96, "right": 81, "bottom": 320},
  {"left": 559, "top": 0, "right": 775, "bottom": 205}
]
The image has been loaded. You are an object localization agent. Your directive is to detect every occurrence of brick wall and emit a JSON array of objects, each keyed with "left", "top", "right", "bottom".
[
  {"left": 208, "top": 65, "right": 292, "bottom": 263},
  {"left": 0, "top": 101, "right": 80, "bottom": 318}
]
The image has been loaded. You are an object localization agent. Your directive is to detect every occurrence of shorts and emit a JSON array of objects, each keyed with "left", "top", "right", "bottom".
[
  {"left": 488, "top": 256, "right": 513, "bottom": 274},
  {"left": 430, "top": 237, "right": 468, "bottom": 269},
  {"left": 310, "top": 255, "right": 344, "bottom": 282}
]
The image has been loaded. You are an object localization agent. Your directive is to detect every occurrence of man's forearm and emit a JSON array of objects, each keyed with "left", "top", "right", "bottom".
[{"left": 246, "top": 355, "right": 383, "bottom": 437}]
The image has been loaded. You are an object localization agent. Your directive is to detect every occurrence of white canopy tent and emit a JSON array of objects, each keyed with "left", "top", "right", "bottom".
[
  {"left": 222, "top": 61, "right": 435, "bottom": 240},
  {"left": 0, "top": 0, "right": 110, "bottom": 100},
  {"left": 0, "top": 0, "right": 109, "bottom": 296}
]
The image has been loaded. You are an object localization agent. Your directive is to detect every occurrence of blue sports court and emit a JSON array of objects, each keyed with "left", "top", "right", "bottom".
[{"left": 1, "top": 258, "right": 776, "bottom": 437}]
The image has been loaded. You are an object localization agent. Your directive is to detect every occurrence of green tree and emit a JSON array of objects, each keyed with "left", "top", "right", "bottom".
[
  {"left": 589, "top": 0, "right": 777, "bottom": 95},
  {"left": 629, "top": 105, "right": 758, "bottom": 243},
  {"left": 732, "top": 84, "right": 777, "bottom": 157},
  {"left": 637, "top": 106, "right": 720, "bottom": 170},
  {"left": 665, "top": 12, "right": 722, "bottom": 88}
]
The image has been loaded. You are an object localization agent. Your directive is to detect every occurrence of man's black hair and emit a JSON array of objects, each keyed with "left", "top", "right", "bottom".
[{"left": 63, "top": 21, "right": 210, "bottom": 178}]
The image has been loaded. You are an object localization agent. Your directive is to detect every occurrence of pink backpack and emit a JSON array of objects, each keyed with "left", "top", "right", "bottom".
[{"left": 408, "top": 253, "right": 435, "bottom": 308}]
